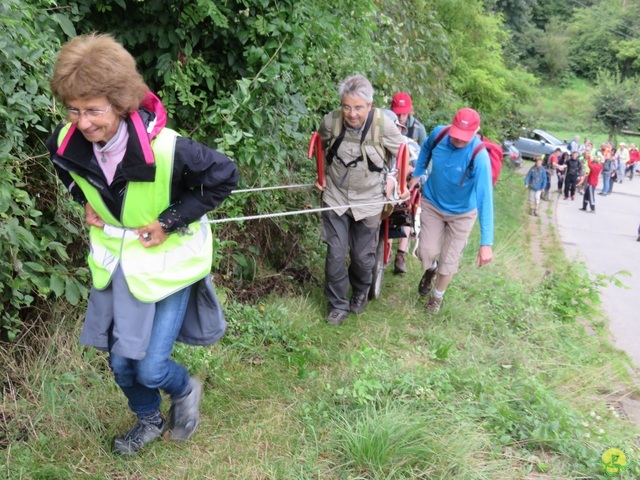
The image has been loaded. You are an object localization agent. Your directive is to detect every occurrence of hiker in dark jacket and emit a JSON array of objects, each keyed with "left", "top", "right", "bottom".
[
  {"left": 47, "top": 33, "right": 237, "bottom": 456},
  {"left": 563, "top": 151, "right": 583, "bottom": 201}
]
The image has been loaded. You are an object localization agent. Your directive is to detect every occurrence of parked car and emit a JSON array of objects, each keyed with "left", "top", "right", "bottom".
[
  {"left": 512, "top": 129, "right": 570, "bottom": 160},
  {"left": 502, "top": 140, "right": 522, "bottom": 168}
]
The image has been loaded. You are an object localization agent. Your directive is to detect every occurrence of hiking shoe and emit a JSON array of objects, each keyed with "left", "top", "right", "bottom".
[
  {"left": 579, "top": 207, "right": 587, "bottom": 211},
  {"left": 113, "top": 417, "right": 165, "bottom": 456},
  {"left": 394, "top": 252, "right": 407, "bottom": 274},
  {"left": 168, "top": 377, "right": 203, "bottom": 441},
  {"left": 418, "top": 267, "right": 437, "bottom": 296},
  {"left": 425, "top": 295, "right": 443, "bottom": 313},
  {"left": 326, "top": 310, "right": 348, "bottom": 325},
  {"left": 350, "top": 294, "right": 367, "bottom": 314}
]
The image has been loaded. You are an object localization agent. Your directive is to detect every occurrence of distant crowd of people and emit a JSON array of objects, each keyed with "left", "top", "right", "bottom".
[{"left": 525, "top": 137, "right": 639, "bottom": 215}]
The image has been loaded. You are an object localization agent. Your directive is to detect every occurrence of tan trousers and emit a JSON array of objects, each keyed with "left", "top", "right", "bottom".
[{"left": 416, "top": 199, "right": 477, "bottom": 276}]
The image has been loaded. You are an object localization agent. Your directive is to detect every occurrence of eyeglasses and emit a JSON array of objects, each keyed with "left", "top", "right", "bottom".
[
  {"left": 66, "top": 103, "right": 112, "bottom": 120},
  {"left": 341, "top": 104, "right": 368, "bottom": 113}
]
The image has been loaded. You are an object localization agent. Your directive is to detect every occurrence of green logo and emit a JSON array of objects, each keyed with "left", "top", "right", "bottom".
[{"left": 602, "top": 448, "right": 632, "bottom": 477}]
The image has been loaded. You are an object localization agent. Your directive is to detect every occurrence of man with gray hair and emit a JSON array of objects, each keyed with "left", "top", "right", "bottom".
[{"left": 316, "top": 74, "right": 405, "bottom": 325}]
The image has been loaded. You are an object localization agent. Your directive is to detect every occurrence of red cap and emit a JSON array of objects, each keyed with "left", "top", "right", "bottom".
[
  {"left": 449, "top": 108, "right": 480, "bottom": 142},
  {"left": 391, "top": 92, "right": 412, "bottom": 114}
]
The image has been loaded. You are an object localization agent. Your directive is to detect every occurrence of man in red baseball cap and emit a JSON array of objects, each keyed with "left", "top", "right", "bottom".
[
  {"left": 449, "top": 107, "right": 480, "bottom": 143},
  {"left": 389, "top": 92, "right": 428, "bottom": 274},
  {"left": 407, "top": 107, "right": 494, "bottom": 314},
  {"left": 391, "top": 92, "right": 427, "bottom": 146}
]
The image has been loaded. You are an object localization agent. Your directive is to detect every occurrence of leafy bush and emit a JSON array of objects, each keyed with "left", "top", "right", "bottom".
[
  {"left": 538, "top": 263, "right": 602, "bottom": 323},
  {"left": 0, "top": 0, "right": 89, "bottom": 340}
]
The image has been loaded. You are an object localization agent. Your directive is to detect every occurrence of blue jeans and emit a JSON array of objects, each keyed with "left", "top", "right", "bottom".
[
  {"left": 109, "top": 286, "right": 192, "bottom": 417},
  {"left": 602, "top": 171, "right": 612, "bottom": 194}
]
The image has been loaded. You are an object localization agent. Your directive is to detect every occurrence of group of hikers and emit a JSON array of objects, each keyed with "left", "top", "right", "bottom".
[
  {"left": 46, "top": 33, "right": 493, "bottom": 456},
  {"left": 315, "top": 76, "right": 493, "bottom": 325},
  {"left": 525, "top": 137, "right": 640, "bottom": 215}
]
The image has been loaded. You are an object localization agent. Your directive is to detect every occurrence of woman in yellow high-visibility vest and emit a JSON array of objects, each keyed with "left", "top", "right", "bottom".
[{"left": 46, "top": 33, "right": 238, "bottom": 457}]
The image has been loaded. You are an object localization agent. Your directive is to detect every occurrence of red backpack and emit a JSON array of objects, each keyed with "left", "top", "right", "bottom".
[{"left": 427, "top": 126, "right": 503, "bottom": 186}]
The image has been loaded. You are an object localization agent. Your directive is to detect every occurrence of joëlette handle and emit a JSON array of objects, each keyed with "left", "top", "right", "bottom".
[
  {"left": 397, "top": 142, "right": 408, "bottom": 198},
  {"left": 308, "top": 132, "right": 325, "bottom": 188}
]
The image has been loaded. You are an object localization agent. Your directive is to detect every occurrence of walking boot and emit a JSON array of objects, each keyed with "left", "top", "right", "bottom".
[
  {"left": 529, "top": 207, "right": 534, "bottom": 216},
  {"left": 425, "top": 294, "right": 443, "bottom": 313},
  {"left": 393, "top": 251, "right": 407, "bottom": 274},
  {"left": 113, "top": 413, "right": 165, "bottom": 456},
  {"left": 326, "top": 310, "right": 349, "bottom": 325},
  {"left": 168, "top": 377, "right": 203, "bottom": 441},
  {"left": 533, "top": 208, "right": 538, "bottom": 216},
  {"left": 418, "top": 267, "right": 437, "bottom": 296},
  {"left": 350, "top": 294, "right": 367, "bottom": 314}
]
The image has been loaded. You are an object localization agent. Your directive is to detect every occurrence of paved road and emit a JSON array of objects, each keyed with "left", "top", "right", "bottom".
[{"left": 553, "top": 173, "right": 640, "bottom": 367}]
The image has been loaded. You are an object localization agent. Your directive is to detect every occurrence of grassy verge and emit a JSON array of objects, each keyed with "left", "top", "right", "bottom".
[{"left": 2, "top": 165, "right": 640, "bottom": 479}]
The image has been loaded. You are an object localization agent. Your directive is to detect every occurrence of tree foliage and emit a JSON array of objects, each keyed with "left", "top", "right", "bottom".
[
  {"left": 431, "top": 0, "right": 537, "bottom": 135},
  {"left": 593, "top": 71, "right": 640, "bottom": 141},
  {"left": 490, "top": 0, "right": 640, "bottom": 85},
  {"left": 488, "top": 0, "right": 534, "bottom": 33},
  {"left": 534, "top": 18, "right": 571, "bottom": 81},
  {"left": 0, "top": 0, "right": 89, "bottom": 340},
  {"left": 568, "top": 0, "right": 640, "bottom": 80}
]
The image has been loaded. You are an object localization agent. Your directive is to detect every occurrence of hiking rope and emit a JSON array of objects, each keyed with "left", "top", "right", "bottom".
[
  {"left": 231, "top": 183, "right": 315, "bottom": 194},
  {"left": 207, "top": 199, "right": 399, "bottom": 224}
]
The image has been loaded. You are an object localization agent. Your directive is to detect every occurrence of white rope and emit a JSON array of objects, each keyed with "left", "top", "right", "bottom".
[
  {"left": 207, "top": 200, "right": 398, "bottom": 224},
  {"left": 231, "top": 184, "right": 315, "bottom": 194}
]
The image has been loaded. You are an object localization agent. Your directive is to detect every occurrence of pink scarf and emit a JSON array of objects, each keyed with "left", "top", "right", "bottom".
[{"left": 93, "top": 120, "right": 128, "bottom": 185}]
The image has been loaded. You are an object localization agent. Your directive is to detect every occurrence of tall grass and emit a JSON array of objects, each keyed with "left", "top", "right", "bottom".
[{"left": 2, "top": 168, "right": 640, "bottom": 479}]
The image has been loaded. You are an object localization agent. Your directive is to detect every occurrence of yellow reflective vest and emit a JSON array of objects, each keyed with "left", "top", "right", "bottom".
[{"left": 59, "top": 125, "right": 213, "bottom": 302}]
